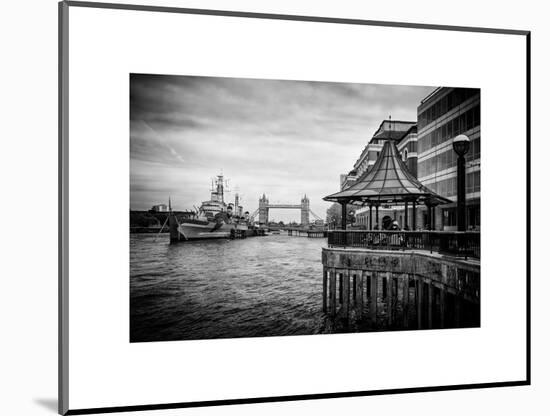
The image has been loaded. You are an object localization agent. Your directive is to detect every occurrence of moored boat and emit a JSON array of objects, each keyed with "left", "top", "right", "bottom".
[{"left": 169, "top": 174, "right": 254, "bottom": 242}]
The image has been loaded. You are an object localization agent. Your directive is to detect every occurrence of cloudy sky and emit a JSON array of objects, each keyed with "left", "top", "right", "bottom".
[{"left": 130, "top": 74, "right": 433, "bottom": 222}]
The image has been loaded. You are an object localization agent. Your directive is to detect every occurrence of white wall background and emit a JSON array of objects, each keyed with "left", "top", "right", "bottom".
[{"left": 0, "top": 0, "right": 547, "bottom": 415}]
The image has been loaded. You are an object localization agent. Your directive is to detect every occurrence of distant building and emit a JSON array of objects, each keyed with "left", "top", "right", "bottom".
[
  {"left": 258, "top": 194, "right": 269, "bottom": 225},
  {"left": 353, "top": 119, "right": 416, "bottom": 180},
  {"left": 416, "top": 87, "right": 480, "bottom": 230},
  {"left": 328, "top": 171, "right": 357, "bottom": 226},
  {"left": 339, "top": 174, "right": 348, "bottom": 190},
  {"left": 397, "top": 125, "right": 418, "bottom": 178},
  {"left": 151, "top": 204, "right": 168, "bottom": 212},
  {"left": 353, "top": 119, "right": 417, "bottom": 229},
  {"left": 340, "top": 170, "right": 358, "bottom": 191},
  {"left": 301, "top": 194, "right": 310, "bottom": 226}
]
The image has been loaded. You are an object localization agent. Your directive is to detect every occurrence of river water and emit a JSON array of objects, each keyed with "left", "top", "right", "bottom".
[{"left": 130, "top": 233, "right": 330, "bottom": 342}]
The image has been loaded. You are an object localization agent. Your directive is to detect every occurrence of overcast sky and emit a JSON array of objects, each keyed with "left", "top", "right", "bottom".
[{"left": 130, "top": 74, "right": 434, "bottom": 222}]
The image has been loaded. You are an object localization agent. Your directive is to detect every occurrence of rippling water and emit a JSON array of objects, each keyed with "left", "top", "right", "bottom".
[{"left": 130, "top": 233, "right": 329, "bottom": 342}]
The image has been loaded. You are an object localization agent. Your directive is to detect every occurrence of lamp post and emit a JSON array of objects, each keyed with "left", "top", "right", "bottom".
[{"left": 452, "top": 134, "right": 470, "bottom": 231}]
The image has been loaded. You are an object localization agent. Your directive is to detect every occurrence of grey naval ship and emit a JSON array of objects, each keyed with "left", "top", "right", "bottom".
[{"left": 169, "top": 174, "right": 259, "bottom": 242}]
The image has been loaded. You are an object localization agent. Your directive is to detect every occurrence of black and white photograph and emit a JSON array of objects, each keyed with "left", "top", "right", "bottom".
[
  {"left": 2, "top": 0, "right": 540, "bottom": 414},
  {"left": 130, "top": 74, "right": 481, "bottom": 343}
]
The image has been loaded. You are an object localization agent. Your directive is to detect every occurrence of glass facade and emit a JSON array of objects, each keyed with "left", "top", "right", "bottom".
[
  {"left": 442, "top": 205, "right": 480, "bottom": 228},
  {"left": 418, "top": 104, "right": 480, "bottom": 154},
  {"left": 418, "top": 88, "right": 479, "bottom": 130},
  {"left": 417, "top": 87, "right": 481, "bottom": 230},
  {"left": 418, "top": 137, "right": 480, "bottom": 178},
  {"left": 425, "top": 171, "right": 480, "bottom": 198}
]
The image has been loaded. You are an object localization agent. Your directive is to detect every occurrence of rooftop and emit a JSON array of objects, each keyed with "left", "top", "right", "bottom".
[
  {"left": 371, "top": 119, "right": 416, "bottom": 141},
  {"left": 325, "top": 140, "right": 452, "bottom": 205},
  {"left": 353, "top": 119, "right": 416, "bottom": 169}
]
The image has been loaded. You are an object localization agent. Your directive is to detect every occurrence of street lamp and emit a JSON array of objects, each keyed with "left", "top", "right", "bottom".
[{"left": 453, "top": 134, "right": 470, "bottom": 231}]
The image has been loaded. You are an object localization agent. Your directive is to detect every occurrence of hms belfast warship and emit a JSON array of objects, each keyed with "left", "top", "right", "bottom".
[{"left": 168, "top": 174, "right": 257, "bottom": 242}]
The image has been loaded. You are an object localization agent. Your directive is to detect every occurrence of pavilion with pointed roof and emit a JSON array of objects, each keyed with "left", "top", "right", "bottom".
[{"left": 324, "top": 139, "right": 452, "bottom": 230}]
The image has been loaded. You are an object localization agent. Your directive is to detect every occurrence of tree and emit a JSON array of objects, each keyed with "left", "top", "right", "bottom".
[{"left": 326, "top": 203, "right": 341, "bottom": 228}]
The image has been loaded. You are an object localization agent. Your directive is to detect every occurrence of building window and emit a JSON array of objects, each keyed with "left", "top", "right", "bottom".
[
  {"left": 443, "top": 209, "right": 457, "bottom": 227},
  {"left": 468, "top": 206, "right": 481, "bottom": 229},
  {"left": 418, "top": 88, "right": 479, "bottom": 130}
]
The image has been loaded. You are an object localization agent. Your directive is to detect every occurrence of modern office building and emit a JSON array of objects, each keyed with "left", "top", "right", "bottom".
[{"left": 416, "top": 87, "right": 480, "bottom": 230}]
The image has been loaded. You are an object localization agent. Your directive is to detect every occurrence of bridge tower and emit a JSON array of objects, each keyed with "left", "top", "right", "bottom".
[
  {"left": 259, "top": 194, "right": 269, "bottom": 225},
  {"left": 301, "top": 194, "right": 310, "bottom": 226}
]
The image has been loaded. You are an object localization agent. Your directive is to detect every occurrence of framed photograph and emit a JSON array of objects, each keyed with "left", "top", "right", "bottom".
[{"left": 59, "top": 1, "right": 530, "bottom": 414}]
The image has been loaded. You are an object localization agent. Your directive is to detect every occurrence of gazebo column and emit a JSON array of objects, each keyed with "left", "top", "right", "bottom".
[
  {"left": 431, "top": 205, "right": 438, "bottom": 230},
  {"left": 404, "top": 200, "right": 409, "bottom": 230},
  {"left": 369, "top": 204, "right": 373, "bottom": 230},
  {"left": 375, "top": 204, "right": 379, "bottom": 229},
  {"left": 425, "top": 199, "right": 439, "bottom": 230},
  {"left": 426, "top": 204, "right": 432, "bottom": 230},
  {"left": 340, "top": 201, "right": 347, "bottom": 230},
  {"left": 412, "top": 200, "right": 417, "bottom": 230}
]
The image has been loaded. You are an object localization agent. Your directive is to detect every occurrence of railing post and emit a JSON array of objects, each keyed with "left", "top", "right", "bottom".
[
  {"left": 342, "top": 269, "right": 350, "bottom": 320},
  {"left": 417, "top": 278, "right": 423, "bottom": 329},
  {"left": 440, "top": 288, "right": 446, "bottom": 328},
  {"left": 387, "top": 273, "right": 393, "bottom": 326},
  {"left": 369, "top": 272, "right": 378, "bottom": 325},
  {"left": 322, "top": 267, "right": 328, "bottom": 313},
  {"left": 338, "top": 272, "right": 343, "bottom": 304},
  {"left": 357, "top": 271, "right": 365, "bottom": 318},
  {"left": 329, "top": 268, "right": 336, "bottom": 317},
  {"left": 402, "top": 274, "right": 409, "bottom": 328},
  {"left": 427, "top": 282, "right": 433, "bottom": 329}
]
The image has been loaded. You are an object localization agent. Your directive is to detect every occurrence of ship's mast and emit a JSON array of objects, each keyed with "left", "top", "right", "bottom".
[
  {"left": 209, "top": 173, "right": 228, "bottom": 205},
  {"left": 216, "top": 174, "right": 224, "bottom": 203}
]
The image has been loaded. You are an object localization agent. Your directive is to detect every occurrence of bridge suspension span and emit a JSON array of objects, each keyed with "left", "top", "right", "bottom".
[{"left": 248, "top": 194, "right": 322, "bottom": 226}]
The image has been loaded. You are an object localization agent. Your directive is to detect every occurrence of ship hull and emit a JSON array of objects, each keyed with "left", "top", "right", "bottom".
[
  {"left": 176, "top": 221, "right": 231, "bottom": 241},
  {"left": 174, "top": 220, "right": 249, "bottom": 241}
]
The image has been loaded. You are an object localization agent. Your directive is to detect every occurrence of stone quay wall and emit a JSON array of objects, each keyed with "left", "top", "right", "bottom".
[{"left": 321, "top": 248, "right": 480, "bottom": 330}]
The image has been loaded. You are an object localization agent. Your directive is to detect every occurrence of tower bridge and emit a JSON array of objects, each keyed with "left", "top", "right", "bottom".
[{"left": 250, "top": 194, "right": 322, "bottom": 226}]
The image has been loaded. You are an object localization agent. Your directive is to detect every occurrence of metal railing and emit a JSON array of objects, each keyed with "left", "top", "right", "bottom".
[{"left": 327, "top": 230, "right": 480, "bottom": 259}]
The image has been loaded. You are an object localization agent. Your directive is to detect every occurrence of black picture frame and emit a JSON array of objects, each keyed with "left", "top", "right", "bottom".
[{"left": 59, "top": 1, "right": 531, "bottom": 414}]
